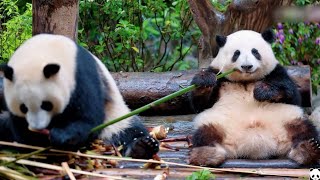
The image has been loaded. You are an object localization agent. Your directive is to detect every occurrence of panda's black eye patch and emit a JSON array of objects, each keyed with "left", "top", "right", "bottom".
[
  {"left": 41, "top": 101, "right": 53, "bottom": 111},
  {"left": 232, "top": 50, "right": 240, "bottom": 62},
  {"left": 20, "top": 104, "right": 28, "bottom": 114},
  {"left": 251, "top": 48, "right": 261, "bottom": 60}
]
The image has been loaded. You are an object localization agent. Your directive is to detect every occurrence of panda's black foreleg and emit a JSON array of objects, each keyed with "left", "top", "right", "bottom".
[
  {"left": 49, "top": 121, "right": 96, "bottom": 150},
  {"left": 0, "top": 113, "right": 50, "bottom": 146},
  {"left": 111, "top": 116, "right": 159, "bottom": 159},
  {"left": 189, "top": 67, "right": 219, "bottom": 113},
  {"left": 285, "top": 117, "right": 320, "bottom": 165},
  {"left": 0, "top": 112, "right": 15, "bottom": 142},
  {"left": 191, "top": 67, "right": 217, "bottom": 87},
  {"left": 254, "top": 64, "right": 301, "bottom": 105}
]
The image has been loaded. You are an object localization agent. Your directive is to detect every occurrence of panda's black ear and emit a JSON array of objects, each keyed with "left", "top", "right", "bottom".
[
  {"left": 0, "top": 64, "right": 14, "bottom": 81},
  {"left": 216, "top": 35, "right": 227, "bottom": 48},
  {"left": 43, "top": 64, "right": 60, "bottom": 78},
  {"left": 261, "top": 28, "right": 275, "bottom": 44}
]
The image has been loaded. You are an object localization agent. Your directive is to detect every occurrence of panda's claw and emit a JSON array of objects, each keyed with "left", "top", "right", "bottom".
[
  {"left": 309, "top": 138, "right": 320, "bottom": 152},
  {"left": 129, "top": 136, "right": 159, "bottom": 159},
  {"left": 288, "top": 138, "right": 320, "bottom": 165}
]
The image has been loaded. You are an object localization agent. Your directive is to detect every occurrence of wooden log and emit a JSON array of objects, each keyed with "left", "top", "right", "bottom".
[
  {"left": 32, "top": 0, "right": 79, "bottom": 41},
  {"left": 112, "top": 66, "right": 311, "bottom": 115},
  {"left": 0, "top": 66, "right": 311, "bottom": 115}
]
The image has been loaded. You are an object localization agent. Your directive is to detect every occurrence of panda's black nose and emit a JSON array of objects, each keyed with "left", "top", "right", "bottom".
[{"left": 241, "top": 65, "right": 253, "bottom": 71}]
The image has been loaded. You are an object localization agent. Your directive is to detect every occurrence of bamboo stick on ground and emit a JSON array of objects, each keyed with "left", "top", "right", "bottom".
[
  {"left": 2, "top": 146, "right": 51, "bottom": 166},
  {"left": 0, "top": 141, "right": 309, "bottom": 178},
  {"left": 0, "top": 157, "right": 127, "bottom": 180},
  {"left": 0, "top": 166, "right": 35, "bottom": 180},
  {"left": 61, "top": 162, "right": 76, "bottom": 180}
]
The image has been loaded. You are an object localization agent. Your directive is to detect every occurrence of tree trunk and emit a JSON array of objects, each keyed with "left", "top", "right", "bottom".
[
  {"left": 188, "top": 0, "right": 293, "bottom": 68},
  {"left": 32, "top": 0, "right": 79, "bottom": 41}
]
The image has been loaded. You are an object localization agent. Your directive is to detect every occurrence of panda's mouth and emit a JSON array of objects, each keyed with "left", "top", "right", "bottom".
[{"left": 236, "top": 68, "right": 256, "bottom": 74}]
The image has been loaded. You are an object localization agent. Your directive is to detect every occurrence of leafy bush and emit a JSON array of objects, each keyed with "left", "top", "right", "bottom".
[
  {"left": 0, "top": 0, "right": 32, "bottom": 62},
  {"left": 272, "top": 0, "right": 320, "bottom": 92},
  {"left": 78, "top": 0, "right": 200, "bottom": 72},
  {"left": 273, "top": 22, "right": 320, "bottom": 92},
  {"left": 0, "top": 1, "right": 319, "bottom": 92}
]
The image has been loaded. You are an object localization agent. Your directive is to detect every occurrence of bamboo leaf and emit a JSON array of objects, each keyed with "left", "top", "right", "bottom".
[{"left": 131, "top": 46, "right": 139, "bottom": 53}]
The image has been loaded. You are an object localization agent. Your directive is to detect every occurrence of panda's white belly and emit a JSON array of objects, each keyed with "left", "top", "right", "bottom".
[{"left": 193, "top": 82, "right": 304, "bottom": 159}]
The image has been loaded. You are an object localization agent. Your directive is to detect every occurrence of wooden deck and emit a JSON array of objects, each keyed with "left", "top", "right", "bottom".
[{"left": 92, "top": 115, "right": 317, "bottom": 179}]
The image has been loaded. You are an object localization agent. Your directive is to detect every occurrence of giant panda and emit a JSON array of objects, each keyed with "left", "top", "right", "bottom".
[
  {"left": 189, "top": 29, "right": 320, "bottom": 166},
  {"left": 0, "top": 34, "right": 159, "bottom": 159}
]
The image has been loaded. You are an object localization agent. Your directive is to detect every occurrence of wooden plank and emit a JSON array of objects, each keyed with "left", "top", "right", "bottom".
[{"left": 95, "top": 167, "right": 309, "bottom": 179}]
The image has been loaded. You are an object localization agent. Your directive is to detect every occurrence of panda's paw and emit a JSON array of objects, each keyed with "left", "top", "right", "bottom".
[
  {"left": 288, "top": 138, "right": 320, "bottom": 165},
  {"left": 254, "top": 82, "right": 283, "bottom": 102},
  {"left": 189, "top": 146, "right": 226, "bottom": 167},
  {"left": 309, "top": 138, "right": 320, "bottom": 155},
  {"left": 191, "top": 68, "right": 217, "bottom": 87},
  {"left": 129, "top": 136, "right": 159, "bottom": 159},
  {"left": 50, "top": 128, "right": 88, "bottom": 149}
]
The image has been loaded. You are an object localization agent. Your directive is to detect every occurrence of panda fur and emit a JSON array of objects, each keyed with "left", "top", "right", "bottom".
[
  {"left": 189, "top": 29, "right": 320, "bottom": 166},
  {"left": 0, "top": 34, "right": 159, "bottom": 159}
]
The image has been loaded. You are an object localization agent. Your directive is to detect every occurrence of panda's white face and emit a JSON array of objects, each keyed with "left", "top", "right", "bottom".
[
  {"left": 5, "top": 74, "right": 67, "bottom": 130},
  {"left": 210, "top": 30, "right": 278, "bottom": 82},
  {"left": 3, "top": 34, "right": 77, "bottom": 130}
]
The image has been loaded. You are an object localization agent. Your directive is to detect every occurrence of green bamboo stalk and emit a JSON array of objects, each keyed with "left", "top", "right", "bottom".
[
  {"left": 90, "top": 69, "right": 235, "bottom": 133},
  {"left": 2, "top": 146, "right": 52, "bottom": 166}
]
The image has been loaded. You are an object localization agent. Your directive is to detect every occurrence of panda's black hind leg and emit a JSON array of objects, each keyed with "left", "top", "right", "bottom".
[
  {"left": 127, "top": 135, "right": 159, "bottom": 159},
  {"left": 285, "top": 118, "right": 320, "bottom": 165},
  {"left": 111, "top": 116, "right": 159, "bottom": 159},
  {"left": 288, "top": 138, "right": 320, "bottom": 165},
  {"left": 189, "top": 123, "right": 227, "bottom": 166}
]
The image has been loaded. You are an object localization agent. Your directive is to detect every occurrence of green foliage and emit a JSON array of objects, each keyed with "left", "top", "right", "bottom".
[
  {"left": 295, "top": 0, "right": 316, "bottom": 6},
  {"left": 186, "top": 169, "right": 216, "bottom": 180},
  {"left": 0, "top": 0, "right": 32, "bottom": 63},
  {"left": 273, "top": 22, "right": 320, "bottom": 93},
  {"left": 0, "top": 0, "right": 319, "bottom": 94},
  {"left": 272, "top": 0, "right": 320, "bottom": 92},
  {"left": 211, "top": 0, "right": 231, "bottom": 12},
  {"left": 78, "top": 0, "right": 200, "bottom": 72}
]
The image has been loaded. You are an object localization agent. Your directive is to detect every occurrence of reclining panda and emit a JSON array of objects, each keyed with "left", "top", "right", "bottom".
[
  {"left": 189, "top": 29, "right": 320, "bottom": 166},
  {"left": 0, "top": 34, "right": 159, "bottom": 159}
]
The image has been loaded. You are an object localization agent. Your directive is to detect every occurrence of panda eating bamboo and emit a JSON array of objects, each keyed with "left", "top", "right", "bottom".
[
  {"left": 189, "top": 29, "right": 320, "bottom": 166},
  {"left": 0, "top": 34, "right": 159, "bottom": 159}
]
